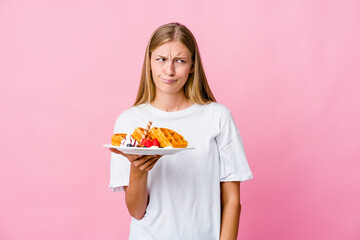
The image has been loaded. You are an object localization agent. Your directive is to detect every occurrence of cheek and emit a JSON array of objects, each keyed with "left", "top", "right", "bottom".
[
  {"left": 180, "top": 68, "right": 191, "bottom": 79},
  {"left": 152, "top": 65, "right": 163, "bottom": 76}
]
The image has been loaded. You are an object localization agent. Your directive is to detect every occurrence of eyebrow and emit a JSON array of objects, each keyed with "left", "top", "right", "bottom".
[{"left": 155, "top": 55, "right": 188, "bottom": 59}]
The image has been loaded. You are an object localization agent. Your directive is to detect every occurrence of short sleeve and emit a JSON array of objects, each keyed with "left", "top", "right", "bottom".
[
  {"left": 216, "top": 110, "right": 253, "bottom": 182},
  {"left": 109, "top": 153, "right": 130, "bottom": 192},
  {"left": 108, "top": 111, "right": 133, "bottom": 192}
]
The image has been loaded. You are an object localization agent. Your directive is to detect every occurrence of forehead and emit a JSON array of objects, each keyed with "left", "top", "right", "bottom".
[{"left": 152, "top": 41, "right": 191, "bottom": 57}]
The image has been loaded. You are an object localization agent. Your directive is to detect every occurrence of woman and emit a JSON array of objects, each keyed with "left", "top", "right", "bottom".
[{"left": 109, "top": 22, "right": 253, "bottom": 240}]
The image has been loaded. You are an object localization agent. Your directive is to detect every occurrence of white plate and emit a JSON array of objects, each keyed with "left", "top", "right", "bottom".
[{"left": 103, "top": 144, "right": 195, "bottom": 155}]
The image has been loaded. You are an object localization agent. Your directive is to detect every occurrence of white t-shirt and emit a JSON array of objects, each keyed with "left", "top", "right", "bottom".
[{"left": 109, "top": 102, "right": 253, "bottom": 240}]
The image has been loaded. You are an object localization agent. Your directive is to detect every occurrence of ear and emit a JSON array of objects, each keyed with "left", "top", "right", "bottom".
[{"left": 190, "top": 63, "right": 194, "bottom": 73}]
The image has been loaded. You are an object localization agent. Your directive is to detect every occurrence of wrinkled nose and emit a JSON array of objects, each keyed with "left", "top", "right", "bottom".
[{"left": 164, "top": 61, "right": 175, "bottom": 76}]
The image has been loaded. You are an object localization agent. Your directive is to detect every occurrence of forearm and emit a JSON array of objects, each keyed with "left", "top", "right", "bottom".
[
  {"left": 220, "top": 181, "right": 241, "bottom": 240},
  {"left": 125, "top": 164, "right": 149, "bottom": 220},
  {"left": 220, "top": 201, "right": 241, "bottom": 240}
]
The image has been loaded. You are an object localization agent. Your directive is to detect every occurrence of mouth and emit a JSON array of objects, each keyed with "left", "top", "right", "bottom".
[{"left": 161, "top": 78, "right": 177, "bottom": 83}]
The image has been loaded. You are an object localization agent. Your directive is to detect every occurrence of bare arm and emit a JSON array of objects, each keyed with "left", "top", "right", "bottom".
[
  {"left": 220, "top": 181, "right": 241, "bottom": 240},
  {"left": 109, "top": 148, "right": 161, "bottom": 220}
]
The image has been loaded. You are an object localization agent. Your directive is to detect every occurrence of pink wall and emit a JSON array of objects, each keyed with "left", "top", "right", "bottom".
[{"left": 1, "top": 0, "right": 359, "bottom": 239}]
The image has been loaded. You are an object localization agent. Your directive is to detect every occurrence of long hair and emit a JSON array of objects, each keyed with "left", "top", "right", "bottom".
[{"left": 134, "top": 22, "right": 216, "bottom": 106}]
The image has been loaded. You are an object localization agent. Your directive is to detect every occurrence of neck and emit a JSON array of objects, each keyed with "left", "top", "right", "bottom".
[{"left": 151, "top": 91, "right": 193, "bottom": 112}]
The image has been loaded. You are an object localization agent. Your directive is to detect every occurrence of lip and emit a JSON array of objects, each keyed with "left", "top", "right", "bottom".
[{"left": 161, "top": 78, "right": 177, "bottom": 83}]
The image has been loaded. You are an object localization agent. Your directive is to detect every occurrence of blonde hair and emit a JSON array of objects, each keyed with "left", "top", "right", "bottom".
[{"left": 134, "top": 22, "right": 216, "bottom": 106}]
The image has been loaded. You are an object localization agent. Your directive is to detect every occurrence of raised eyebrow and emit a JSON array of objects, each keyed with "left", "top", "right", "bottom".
[
  {"left": 155, "top": 55, "right": 167, "bottom": 59},
  {"left": 155, "top": 55, "right": 188, "bottom": 59},
  {"left": 174, "top": 53, "right": 190, "bottom": 58}
]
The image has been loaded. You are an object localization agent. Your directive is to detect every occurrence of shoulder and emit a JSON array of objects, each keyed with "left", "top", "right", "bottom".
[
  {"left": 115, "top": 104, "right": 147, "bottom": 119},
  {"left": 205, "top": 102, "right": 238, "bottom": 131},
  {"left": 195, "top": 102, "right": 234, "bottom": 131},
  {"left": 113, "top": 104, "right": 148, "bottom": 132},
  {"left": 201, "top": 102, "right": 231, "bottom": 116}
]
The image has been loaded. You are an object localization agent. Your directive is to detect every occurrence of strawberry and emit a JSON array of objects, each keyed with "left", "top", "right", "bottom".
[
  {"left": 152, "top": 138, "right": 160, "bottom": 147},
  {"left": 144, "top": 138, "right": 153, "bottom": 148},
  {"left": 140, "top": 139, "right": 147, "bottom": 146}
]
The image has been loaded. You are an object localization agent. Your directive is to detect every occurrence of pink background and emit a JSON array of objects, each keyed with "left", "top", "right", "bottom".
[{"left": 1, "top": 0, "right": 359, "bottom": 239}]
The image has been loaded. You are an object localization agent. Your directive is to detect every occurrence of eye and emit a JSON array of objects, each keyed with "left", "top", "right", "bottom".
[
  {"left": 176, "top": 59, "right": 186, "bottom": 63},
  {"left": 157, "top": 58, "right": 166, "bottom": 62}
]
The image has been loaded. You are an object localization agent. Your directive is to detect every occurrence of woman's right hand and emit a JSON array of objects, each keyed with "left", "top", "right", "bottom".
[{"left": 109, "top": 148, "right": 162, "bottom": 172}]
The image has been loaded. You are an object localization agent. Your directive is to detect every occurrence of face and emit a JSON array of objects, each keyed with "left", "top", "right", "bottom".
[{"left": 150, "top": 41, "right": 194, "bottom": 96}]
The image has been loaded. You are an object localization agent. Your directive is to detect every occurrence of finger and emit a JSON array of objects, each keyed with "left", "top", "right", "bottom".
[
  {"left": 115, "top": 151, "right": 143, "bottom": 161},
  {"left": 144, "top": 156, "right": 162, "bottom": 171},
  {"left": 132, "top": 155, "right": 154, "bottom": 169},
  {"left": 109, "top": 149, "right": 134, "bottom": 159},
  {"left": 137, "top": 155, "right": 162, "bottom": 171},
  {"left": 126, "top": 154, "right": 144, "bottom": 162},
  {"left": 138, "top": 157, "right": 159, "bottom": 172},
  {"left": 109, "top": 148, "right": 123, "bottom": 155},
  {"left": 131, "top": 154, "right": 156, "bottom": 165},
  {"left": 145, "top": 158, "right": 160, "bottom": 171},
  {"left": 109, "top": 149, "right": 144, "bottom": 162},
  {"left": 133, "top": 158, "right": 149, "bottom": 168}
]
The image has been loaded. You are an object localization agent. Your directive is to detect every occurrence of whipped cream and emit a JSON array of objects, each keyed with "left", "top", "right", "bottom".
[{"left": 121, "top": 132, "right": 138, "bottom": 147}]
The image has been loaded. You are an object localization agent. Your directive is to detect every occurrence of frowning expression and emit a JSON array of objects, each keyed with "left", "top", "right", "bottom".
[{"left": 150, "top": 41, "right": 194, "bottom": 96}]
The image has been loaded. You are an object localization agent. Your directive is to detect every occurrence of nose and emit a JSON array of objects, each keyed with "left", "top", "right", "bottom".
[{"left": 164, "top": 61, "right": 175, "bottom": 76}]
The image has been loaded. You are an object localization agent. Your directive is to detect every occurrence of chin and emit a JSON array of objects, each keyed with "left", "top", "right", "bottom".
[{"left": 157, "top": 86, "right": 184, "bottom": 95}]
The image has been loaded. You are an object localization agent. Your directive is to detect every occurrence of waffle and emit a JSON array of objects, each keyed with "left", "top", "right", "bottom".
[
  {"left": 111, "top": 133, "right": 127, "bottom": 146},
  {"left": 149, "top": 127, "right": 188, "bottom": 148},
  {"left": 131, "top": 127, "right": 153, "bottom": 143}
]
